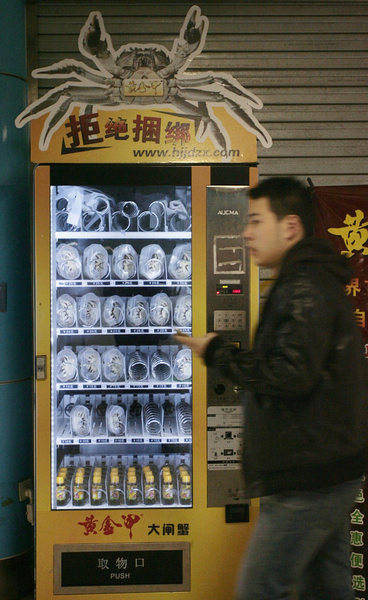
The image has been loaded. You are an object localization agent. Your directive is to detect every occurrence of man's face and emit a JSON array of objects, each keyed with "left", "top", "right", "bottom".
[{"left": 243, "top": 196, "right": 290, "bottom": 269}]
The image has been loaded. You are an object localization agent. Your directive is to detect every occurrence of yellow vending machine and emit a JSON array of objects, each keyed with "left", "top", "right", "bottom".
[
  {"left": 34, "top": 163, "right": 259, "bottom": 599},
  {"left": 18, "top": 6, "right": 272, "bottom": 598}
]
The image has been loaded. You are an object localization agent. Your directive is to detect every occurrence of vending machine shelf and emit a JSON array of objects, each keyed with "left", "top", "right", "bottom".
[
  {"left": 56, "top": 454, "right": 192, "bottom": 509},
  {"left": 57, "top": 383, "right": 192, "bottom": 391},
  {"left": 56, "top": 232, "right": 191, "bottom": 240},
  {"left": 57, "top": 437, "right": 192, "bottom": 445},
  {"left": 56, "top": 279, "right": 191, "bottom": 288},
  {"left": 57, "top": 327, "right": 192, "bottom": 336}
]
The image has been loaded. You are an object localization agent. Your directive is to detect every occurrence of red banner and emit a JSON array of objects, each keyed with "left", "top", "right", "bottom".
[{"left": 315, "top": 185, "right": 368, "bottom": 598}]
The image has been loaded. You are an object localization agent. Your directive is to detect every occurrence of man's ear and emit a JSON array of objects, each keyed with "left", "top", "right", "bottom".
[{"left": 284, "top": 214, "right": 304, "bottom": 241}]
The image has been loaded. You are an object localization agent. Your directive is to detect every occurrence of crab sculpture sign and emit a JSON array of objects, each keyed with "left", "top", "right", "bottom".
[{"left": 16, "top": 5, "right": 272, "bottom": 163}]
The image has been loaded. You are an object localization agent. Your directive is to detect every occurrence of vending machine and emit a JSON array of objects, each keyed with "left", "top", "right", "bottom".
[
  {"left": 34, "top": 162, "right": 259, "bottom": 599},
  {"left": 18, "top": 6, "right": 272, "bottom": 597}
]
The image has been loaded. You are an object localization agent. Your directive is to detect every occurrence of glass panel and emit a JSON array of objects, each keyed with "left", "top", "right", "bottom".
[{"left": 50, "top": 183, "right": 192, "bottom": 509}]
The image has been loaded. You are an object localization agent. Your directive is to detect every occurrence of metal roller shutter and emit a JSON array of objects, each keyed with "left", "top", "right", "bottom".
[{"left": 28, "top": 0, "right": 368, "bottom": 185}]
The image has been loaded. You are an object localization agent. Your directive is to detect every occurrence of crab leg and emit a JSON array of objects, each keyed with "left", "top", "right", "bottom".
[
  {"left": 32, "top": 58, "right": 110, "bottom": 84},
  {"left": 18, "top": 83, "right": 115, "bottom": 150},
  {"left": 176, "top": 86, "right": 272, "bottom": 148},
  {"left": 16, "top": 81, "right": 111, "bottom": 128},
  {"left": 170, "top": 95, "right": 228, "bottom": 151},
  {"left": 176, "top": 73, "right": 262, "bottom": 109},
  {"left": 225, "top": 97, "right": 272, "bottom": 148}
]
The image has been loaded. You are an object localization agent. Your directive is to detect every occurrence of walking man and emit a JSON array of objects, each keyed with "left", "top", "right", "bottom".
[{"left": 176, "top": 177, "right": 368, "bottom": 599}]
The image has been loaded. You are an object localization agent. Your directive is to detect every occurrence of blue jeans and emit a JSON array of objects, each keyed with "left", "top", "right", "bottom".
[{"left": 235, "top": 478, "right": 362, "bottom": 600}]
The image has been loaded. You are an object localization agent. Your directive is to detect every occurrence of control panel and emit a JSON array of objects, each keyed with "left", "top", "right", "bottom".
[{"left": 206, "top": 186, "right": 250, "bottom": 507}]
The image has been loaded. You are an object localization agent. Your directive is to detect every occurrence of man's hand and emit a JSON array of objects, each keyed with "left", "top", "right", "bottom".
[{"left": 174, "top": 331, "right": 218, "bottom": 359}]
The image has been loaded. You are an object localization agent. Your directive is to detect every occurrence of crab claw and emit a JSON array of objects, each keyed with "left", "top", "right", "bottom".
[
  {"left": 182, "top": 6, "right": 207, "bottom": 54},
  {"left": 82, "top": 14, "right": 108, "bottom": 58},
  {"left": 160, "top": 6, "right": 209, "bottom": 77},
  {"left": 78, "top": 12, "right": 117, "bottom": 75},
  {"left": 184, "top": 7, "right": 204, "bottom": 46}
]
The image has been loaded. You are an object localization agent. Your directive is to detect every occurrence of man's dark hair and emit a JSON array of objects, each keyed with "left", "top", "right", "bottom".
[{"left": 248, "top": 177, "right": 315, "bottom": 237}]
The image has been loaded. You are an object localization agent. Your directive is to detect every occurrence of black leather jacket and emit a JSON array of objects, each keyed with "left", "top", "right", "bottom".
[{"left": 205, "top": 238, "right": 368, "bottom": 498}]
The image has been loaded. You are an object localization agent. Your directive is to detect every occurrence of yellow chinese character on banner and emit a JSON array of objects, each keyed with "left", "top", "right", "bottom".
[
  {"left": 354, "top": 309, "right": 366, "bottom": 329},
  {"left": 346, "top": 278, "right": 361, "bottom": 297},
  {"left": 328, "top": 210, "right": 368, "bottom": 257}
]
